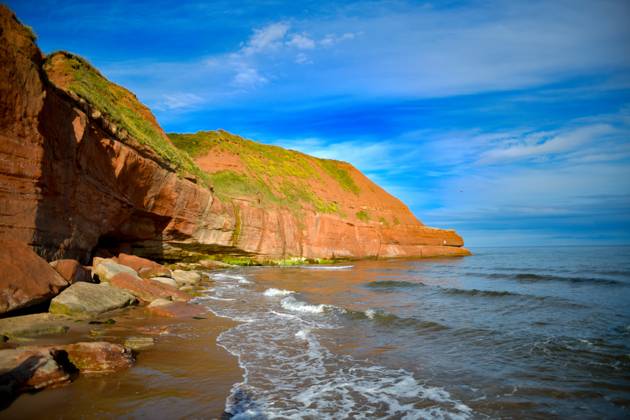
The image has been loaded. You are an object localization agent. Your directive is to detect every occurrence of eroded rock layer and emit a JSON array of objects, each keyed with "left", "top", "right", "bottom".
[{"left": 0, "top": 5, "right": 469, "bottom": 263}]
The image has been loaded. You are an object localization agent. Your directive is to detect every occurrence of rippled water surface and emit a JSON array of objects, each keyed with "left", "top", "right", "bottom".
[{"left": 196, "top": 246, "right": 630, "bottom": 418}]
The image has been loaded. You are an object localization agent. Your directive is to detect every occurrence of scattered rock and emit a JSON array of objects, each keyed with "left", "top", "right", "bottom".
[
  {"left": 49, "top": 282, "right": 136, "bottom": 317},
  {"left": 149, "top": 276, "right": 178, "bottom": 288},
  {"left": 138, "top": 265, "right": 172, "bottom": 279},
  {"left": 50, "top": 259, "right": 92, "bottom": 284},
  {"left": 124, "top": 336, "right": 154, "bottom": 351},
  {"left": 92, "top": 258, "right": 137, "bottom": 282},
  {"left": 0, "top": 313, "right": 72, "bottom": 340},
  {"left": 146, "top": 301, "right": 206, "bottom": 318},
  {"left": 63, "top": 342, "right": 134, "bottom": 374},
  {"left": 171, "top": 270, "right": 202, "bottom": 287},
  {"left": 0, "top": 241, "right": 69, "bottom": 315},
  {"left": 0, "top": 347, "right": 72, "bottom": 405},
  {"left": 109, "top": 273, "right": 190, "bottom": 303},
  {"left": 116, "top": 253, "right": 161, "bottom": 273}
]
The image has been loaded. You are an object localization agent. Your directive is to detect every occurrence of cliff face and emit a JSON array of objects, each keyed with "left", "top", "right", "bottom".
[{"left": 0, "top": 5, "right": 469, "bottom": 263}]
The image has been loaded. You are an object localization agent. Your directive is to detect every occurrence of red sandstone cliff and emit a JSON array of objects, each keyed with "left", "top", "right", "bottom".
[{"left": 0, "top": 5, "right": 469, "bottom": 263}]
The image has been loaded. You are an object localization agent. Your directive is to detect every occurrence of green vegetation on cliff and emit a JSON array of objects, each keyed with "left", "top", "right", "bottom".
[
  {"left": 43, "top": 52, "right": 208, "bottom": 185},
  {"left": 170, "top": 130, "right": 356, "bottom": 215}
]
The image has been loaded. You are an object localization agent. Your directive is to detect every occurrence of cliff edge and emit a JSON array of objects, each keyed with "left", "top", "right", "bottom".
[{"left": 0, "top": 5, "right": 470, "bottom": 263}]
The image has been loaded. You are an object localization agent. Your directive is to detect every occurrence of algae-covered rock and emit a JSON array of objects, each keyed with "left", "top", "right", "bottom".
[
  {"left": 49, "top": 282, "right": 136, "bottom": 317},
  {"left": 124, "top": 336, "right": 155, "bottom": 351},
  {"left": 92, "top": 258, "right": 137, "bottom": 282},
  {"left": 0, "top": 313, "right": 72, "bottom": 340}
]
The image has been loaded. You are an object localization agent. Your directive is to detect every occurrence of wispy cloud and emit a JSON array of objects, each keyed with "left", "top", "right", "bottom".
[
  {"left": 155, "top": 92, "right": 205, "bottom": 110},
  {"left": 478, "top": 124, "right": 616, "bottom": 164},
  {"left": 241, "top": 22, "right": 290, "bottom": 55}
]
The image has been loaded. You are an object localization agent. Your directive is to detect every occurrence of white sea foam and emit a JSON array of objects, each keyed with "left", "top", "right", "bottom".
[
  {"left": 263, "top": 288, "right": 295, "bottom": 297},
  {"left": 213, "top": 273, "right": 252, "bottom": 284},
  {"left": 295, "top": 329, "right": 310, "bottom": 340},
  {"left": 280, "top": 296, "right": 331, "bottom": 314},
  {"left": 365, "top": 308, "right": 377, "bottom": 319},
  {"left": 198, "top": 266, "right": 472, "bottom": 419},
  {"left": 205, "top": 296, "right": 236, "bottom": 301}
]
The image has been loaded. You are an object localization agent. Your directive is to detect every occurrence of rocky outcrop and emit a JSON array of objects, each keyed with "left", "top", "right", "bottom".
[
  {"left": 0, "top": 5, "right": 469, "bottom": 267},
  {"left": 49, "top": 282, "right": 136, "bottom": 317},
  {"left": 0, "top": 241, "right": 68, "bottom": 315}
]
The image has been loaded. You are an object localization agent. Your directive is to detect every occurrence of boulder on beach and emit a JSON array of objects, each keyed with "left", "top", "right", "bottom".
[
  {"left": 0, "top": 241, "right": 69, "bottom": 315},
  {"left": 172, "top": 270, "right": 202, "bottom": 286},
  {"left": 63, "top": 342, "right": 134, "bottom": 374},
  {"left": 138, "top": 265, "right": 172, "bottom": 280},
  {"left": 50, "top": 259, "right": 92, "bottom": 284},
  {"left": 0, "top": 347, "right": 72, "bottom": 406},
  {"left": 0, "top": 313, "right": 73, "bottom": 340},
  {"left": 92, "top": 258, "right": 137, "bottom": 282},
  {"left": 116, "top": 253, "right": 161, "bottom": 273},
  {"left": 147, "top": 300, "right": 206, "bottom": 318},
  {"left": 109, "top": 273, "right": 190, "bottom": 303},
  {"left": 49, "top": 282, "right": 137, "bottom": 317},
  {"left": 149, "top": 276, "right": 178, "bottom": 288}
]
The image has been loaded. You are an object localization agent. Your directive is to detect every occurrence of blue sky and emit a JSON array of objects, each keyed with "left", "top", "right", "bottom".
[{"left": 9, "top": 0, "right": 630, "bottom": 247}]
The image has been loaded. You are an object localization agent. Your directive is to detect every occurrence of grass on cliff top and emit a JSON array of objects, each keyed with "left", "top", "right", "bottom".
[
  {"left": 170, "top": 130, "right": 358, "bottom": 214},
  {"left": 43, "top": 52, "right": 209, "bottom": 185}
]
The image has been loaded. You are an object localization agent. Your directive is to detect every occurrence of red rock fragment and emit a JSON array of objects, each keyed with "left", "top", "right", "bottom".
[
  {"left": 146, "top": 301, "right": 206, "bottom": 318},
  {"left": 0, "top": 241, "right": 68, "bottom": 315},
  {"left": 109, "top": 273, "right": 190, "bottom": 303},
  {"left": 50, "top": 259, "right": 92, "bottom": 284}
]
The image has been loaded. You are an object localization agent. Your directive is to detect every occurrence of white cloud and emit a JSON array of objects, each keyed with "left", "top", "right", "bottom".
[
  {"left": 233, "top": 66, "right": 268, "bottom": 88},
  {"left": 287, "top": 33, "right": 316, "bottom": 50},
  {"left": 241, "top": 22, "right": 290, "bottom": 55},
  {"left": 320, "top": 32, "right": 358, "bottom": 46}
]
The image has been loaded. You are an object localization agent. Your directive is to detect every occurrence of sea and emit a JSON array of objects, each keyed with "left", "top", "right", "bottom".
[{"left": 194, "top": 246, "right": 630, "bottom": 419}]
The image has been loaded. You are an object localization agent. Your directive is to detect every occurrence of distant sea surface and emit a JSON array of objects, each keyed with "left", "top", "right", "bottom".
[{"left": 198, "top": 246, "right": 630, "bottom": 418}]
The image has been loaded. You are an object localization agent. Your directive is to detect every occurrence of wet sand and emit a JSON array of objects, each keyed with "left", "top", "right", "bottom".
[{"left": 2, "top": 306, "right": 242, "bottom": 419}]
